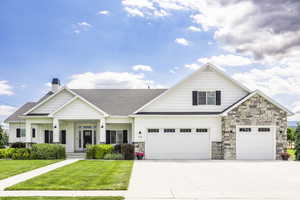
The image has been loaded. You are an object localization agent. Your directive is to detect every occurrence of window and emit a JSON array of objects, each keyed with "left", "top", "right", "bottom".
[
  {"left": 198, "top": 91, "right": 206, "bottom": 105},
  {"left": 207, "top": 91, "right": 216, "bottom": 105},
  {"left": 32, "top": 128, "right": 36, "bottom": 138},
  {"left": 180, "top": 129, "right": 191, "bottom": 133},
  {"left": 44, "top": 130, "right": 53, "bottom": 143},
  {"left": 239, "top": 128, "right": 251, "bottom": 132},
  {"left": 258, "top": 128, "right": 270, "bottom": 132},
  {"left": 148, "top": 129, "right": 159, "bottom": 133},
  {"left": 106, "top": 130, "right": 127, "bottom": 144},
  {"left": 196, "top": 128, "right": 208, "bottom": 133},
  {"left": 20, "top": 129, "right": 26, "bottom": 137},
  {"left": 193, "top": 91, "right": 221, "bottom": 105},
  {"left": 164, "top": 129, "right": 175, "bottom": 133}
]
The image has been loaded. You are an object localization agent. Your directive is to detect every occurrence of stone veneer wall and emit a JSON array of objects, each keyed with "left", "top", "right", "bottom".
[
  {"left": 211, "top": 141, "right": 223, "bottom": 159},
  {"left": 222, "top": 94, "right": 287, "bottom": 160}
]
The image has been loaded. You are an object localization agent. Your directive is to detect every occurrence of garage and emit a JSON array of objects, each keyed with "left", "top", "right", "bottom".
[
  {"left": 236, "top": 126, "right": 275, "bottom": 160},
  {"left": 145, "top": 128, "right": 210, "bottom": 159}
]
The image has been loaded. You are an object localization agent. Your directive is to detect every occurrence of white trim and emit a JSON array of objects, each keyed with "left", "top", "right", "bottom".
[
  {"left": 133, "top": 63, "right": 251, "bottom": 114},
  {"left": 130, "top": 114, "right": 221, "bottom": 117},
  {"left": 24, "top": 87, "right": 67, "bottom": 115},
  {"left": 24, "top": 87, "right": 109, "bottom": 117},
  {"left": 221, "top": 90, "right": 293, "bottom": 116}
]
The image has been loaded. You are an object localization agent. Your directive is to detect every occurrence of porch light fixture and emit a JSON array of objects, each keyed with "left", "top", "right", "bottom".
[
  {"left": 139, "top": 131, "right": 141, "bottom": 134},
  {"left": 101, "top": 125, "right": 104, "bottom": 128},
  {"left": 54, "top": 125, "right": 57, "bottom": 129}
]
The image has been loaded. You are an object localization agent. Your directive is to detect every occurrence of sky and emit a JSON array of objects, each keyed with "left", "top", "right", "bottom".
[{"left": 1, "top": 0, "right": 300, "bottom": 124}]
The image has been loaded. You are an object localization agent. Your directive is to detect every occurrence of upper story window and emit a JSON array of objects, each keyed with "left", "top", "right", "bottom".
[{"left": 193, "top": 91, "right": 221, "bottom": 106}]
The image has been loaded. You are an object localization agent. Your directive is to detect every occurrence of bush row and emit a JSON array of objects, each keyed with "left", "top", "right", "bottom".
[
  {"left": 86, "top": 144, "right": 135, "bottom": 160},
  {"left": 0, "top": 144, "right": 65, "bottom": 160}
]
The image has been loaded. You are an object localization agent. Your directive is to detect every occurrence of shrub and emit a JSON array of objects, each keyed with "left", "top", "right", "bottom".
[
  {"left": 0, "top": 149, "right": 6, "bottom": 159},
  {"left": 4, "top": 148, "right": 16, "bottom": 159},
  {"left": 113, "top": 144, "right": 122, "bottom": 153},
  {"left": 103, "top": 153, "right": 124, "bottom": 160},
  {"left": 86, "top": 144, "right": 113, "bottom": 159},
  {"left": 10, "top": 142, "right": 26, "bottom": 148},
  {"left": 295, "top": 124, "right": 300, "bottom": 161},
  {"left": 12, "top": 148, "right": 31, "bottom": 160},
  {"left": 121, "top": 144, "right": 135, "bottom": 160},
  {"left": 86, "top": 145, "right": 96, "bottom": 159},
  {"left": 31, "top": 144, "right": 65, "bottom": 160},
  {"left": 94, "top": 144, "right": 114, "bottom": 159}
]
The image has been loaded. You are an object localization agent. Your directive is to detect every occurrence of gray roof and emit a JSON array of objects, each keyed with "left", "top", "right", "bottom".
[
  {"left": 4, "top": 89, "right": 167, "bottom": 122},
  {"left": 4, "top": 91, "right": 54, "bottom": 123},
  {"left": 71, "top": 89, "right": 167, "bottom": 116},
  {"left": 4, "top": 102, "right": 36, "bottom": 123}
]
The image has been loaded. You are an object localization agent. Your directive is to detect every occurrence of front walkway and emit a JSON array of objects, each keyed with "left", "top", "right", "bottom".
[{"left": 0, "top": 159, "right": 79, "bottom": 191}]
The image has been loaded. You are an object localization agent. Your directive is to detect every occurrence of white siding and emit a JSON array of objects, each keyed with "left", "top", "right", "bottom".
[
  {"left": 133, "top": 116, "right": 222, "bottom": 143},
  {"left": 31, "top": 90, "right": 75, "bottom": 114},
  {"left": 54, "top": 98, "right": 104, "bottom": 119},
  {"left": 141, "top": 67, "right": 248, "bottom": 112},
  {"left": 8, "top": 123, "right": 26, "bottom": 143}
]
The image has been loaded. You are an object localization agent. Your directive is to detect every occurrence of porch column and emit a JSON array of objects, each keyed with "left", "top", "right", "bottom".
[
  {"left": 53, "top": 118, "right": 60, "bottom": 143},
  {"left": 25, "top": 119, "right": 32, "bottom": 146},
  {"left": 99, "top": 118, "right": 106, "bottom": 144}
]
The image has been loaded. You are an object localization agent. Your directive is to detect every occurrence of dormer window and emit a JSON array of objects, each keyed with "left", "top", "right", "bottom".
[{"left": 192, "top": 91, "right": 221, "bottom": 106}]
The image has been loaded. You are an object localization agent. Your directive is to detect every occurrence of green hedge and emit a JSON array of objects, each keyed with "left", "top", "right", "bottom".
[
  {"left": 86, "top": 144, "right": 114, "bottom": 159},
  {"left": 0, "top": 144, "right": 65, "bottom": 160},
  {"left": 121, "top": 144, "right": 135, "bottom": 160},
  {"left": 103, "top": 153, "right": 124, "bottom": 160},
  {"left": 31, "top": 144, "right": 65, "bottom": 159}
]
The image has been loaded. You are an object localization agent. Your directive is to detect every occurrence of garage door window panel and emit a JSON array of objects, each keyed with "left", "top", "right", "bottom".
[
  {"left": 148, "top": 129, "right": 160, "bottom": 133},
  {"left": 196, "top": 128, "right": 208, "bottom": 133},
  {"left": 180, "top": 129, "right": 191, "bottom": 133},
  {"left": 258, "top": 128, "right": 270, "bottom": 132},
  {"left": 164, "top": 129, "right": 176, "bottom": 133}
]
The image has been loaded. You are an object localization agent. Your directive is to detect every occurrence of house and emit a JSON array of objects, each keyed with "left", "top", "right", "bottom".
[{"left": 4, "top": 63, "right": 293, "bottom": 160}]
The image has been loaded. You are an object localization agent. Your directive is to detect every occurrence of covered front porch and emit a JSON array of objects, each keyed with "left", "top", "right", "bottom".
[{"left": 25, "top": 118, "right": 133, "bottom": 153}]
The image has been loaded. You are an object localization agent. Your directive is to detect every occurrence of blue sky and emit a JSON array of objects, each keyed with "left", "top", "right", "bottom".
[{"left": 1, "top": 0, "right": 300, "bottom": 123}]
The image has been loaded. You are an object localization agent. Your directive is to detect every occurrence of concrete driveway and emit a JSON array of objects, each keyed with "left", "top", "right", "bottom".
[{"left": 127, "top": 160, "right": 300, "bottom": 200}]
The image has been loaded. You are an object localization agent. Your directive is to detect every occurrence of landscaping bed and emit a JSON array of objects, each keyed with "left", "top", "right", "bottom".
[
  {"left": 7, "top": 160, "right": 133, "bottom": 190},
  {"left": 0, "top": 197, "right": 124, "bottom": 200},
  {"left": 0, "top": 160, "right": 59, "bottom": 180}
]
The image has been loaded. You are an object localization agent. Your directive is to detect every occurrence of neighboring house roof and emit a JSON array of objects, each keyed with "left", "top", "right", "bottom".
[{"left": 71, "top": 89, "right": 167, "bottom": 116}]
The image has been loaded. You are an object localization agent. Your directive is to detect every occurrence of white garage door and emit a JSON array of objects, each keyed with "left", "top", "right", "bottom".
[
  {"left": 236, "top": 126, "right": 275, "bottom": 160},
  {"left": 145, "top": 128, "right": 210, "bottom": 159}
]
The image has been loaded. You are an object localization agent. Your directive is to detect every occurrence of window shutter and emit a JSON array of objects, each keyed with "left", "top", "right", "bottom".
[
  {"left": 61, "top": 130, "right": 66, "bottom": 144},
  {"left": 216, "top": 91, "right": 221, "bottom": 105},
  {"left": 32, "top": 128, "right": 36, "bottom": 138},
  {"left": 106, "top": 130, "right": 111, "bottom": 144},
  {"left": 16, "top": 128, "right": 21, "bottom": 138},
  {"left": 192, "top": 91, "right": 198, "bottom": 105},
  {"left": 123, "top": 130, "right": 128, "bottom": 144},
  {"left": 50, "top": 131, "right": 53, "bottom": 143},
  {"left": 44, "top": 130, "right": 49, "bottom": 143}
]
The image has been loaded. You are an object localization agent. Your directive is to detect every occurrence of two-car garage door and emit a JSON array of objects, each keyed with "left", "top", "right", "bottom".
[
  {"left": 145, "top": 128, "right": 210, "bottom": 159},
  {"left": 236, "top": 126, "right": 275, "bottom": 160}
]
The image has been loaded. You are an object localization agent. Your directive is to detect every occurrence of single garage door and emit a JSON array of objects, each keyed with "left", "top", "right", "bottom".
[
  {"left": 236, "top": 126, "right": 275, "bottom": 160},
  {"left": 145, "top": 128, "right": 210, "bottom": 159}
]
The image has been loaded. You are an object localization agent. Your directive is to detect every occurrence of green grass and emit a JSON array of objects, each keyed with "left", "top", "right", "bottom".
[
  {"left": 288, "top": 149, "right": 296, "bottom": 160},
  {"left": 7, "top": 160, "right": 133, "bottom": 190},
  {"left": 0, "top": 160, "right": 60, "bottom": 180},
  {"left": 0, "top": 197, "right": 123, "bottom": 200}
]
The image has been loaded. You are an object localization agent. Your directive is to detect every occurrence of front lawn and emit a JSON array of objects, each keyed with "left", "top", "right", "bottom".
[
  {"left": 0, "top": 197, "right": 123, "bottom": 200},
  {"left": 0, "top": 160, "right": 59, "bottom": 180},
  {"left": 7, "top": 160, "right": 133, "bottom": 190}
]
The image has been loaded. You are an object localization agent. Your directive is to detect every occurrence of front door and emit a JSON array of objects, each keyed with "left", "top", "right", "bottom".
[{"left": 83, "top": 130, "right": 92, "bottom": 148}]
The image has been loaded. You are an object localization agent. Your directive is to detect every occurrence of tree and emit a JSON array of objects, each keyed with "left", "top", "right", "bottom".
[
  {"left": 287, "top": 127, "right": 295, "bottom": 148},
  {"left": 294, "top": 124, "right": 300, "bottom": 160},
  {"left": 0, "top": 125, "right": 8, "bottom": 148}
]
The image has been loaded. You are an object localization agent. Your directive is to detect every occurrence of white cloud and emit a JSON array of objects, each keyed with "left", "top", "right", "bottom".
[
  {"left": 0, "top": 80, "right": 13, "bottom": 96},
  {"left": 198, "top": 54, "right": 253, "bottom": 67},
  {"left": 67, "top": 71, "right": 163, "bottom": 89},
  {"left": 0, "top": 105, "right": 16, "bottom": 116},
  {"left": 175, "top": 38, "right": 189, "bottom": 46},
  {"left": 187, "top": 26, "right": 201, "bottom": 32},
  {"left": 97, "top": 10, "right": 110, "bottom": 15},
  {"left": 132, "top": 65, "right": 153, "bottom": 72},
  {"left": 124, "top": 7, "right": 145, "bottom": 17},
  {"left": 185, "top": 63, "right": 201, "bottom": 70},
  {"left": 122, "top": 0, "right": 154, "bottom": 9},
  {"left": 73, "top": 22, "right": 92, "bottom": 34}
]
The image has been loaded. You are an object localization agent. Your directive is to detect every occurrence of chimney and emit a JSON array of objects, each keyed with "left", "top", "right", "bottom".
[{"left": 51, "top": 78, "right": 60, "bottom": 92}]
